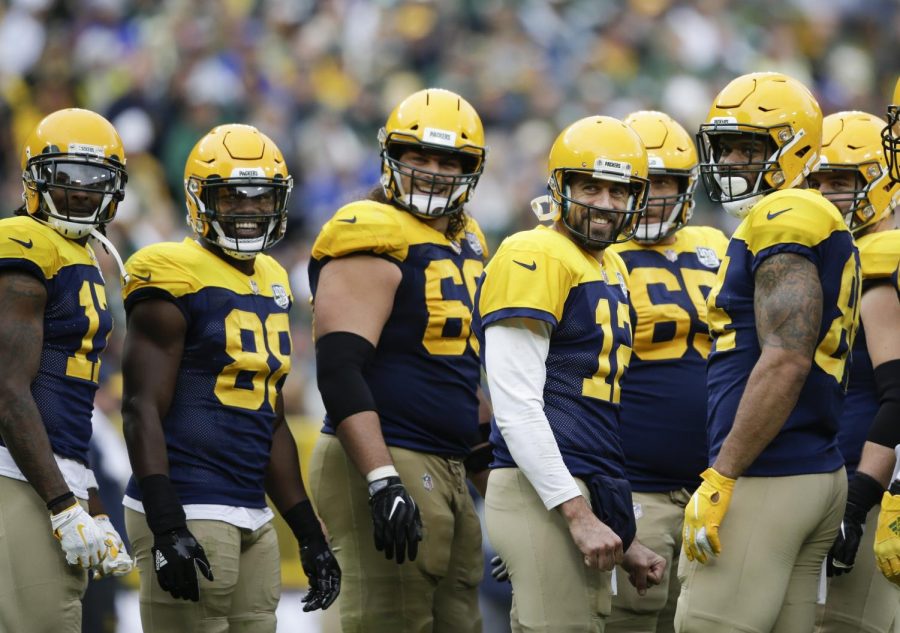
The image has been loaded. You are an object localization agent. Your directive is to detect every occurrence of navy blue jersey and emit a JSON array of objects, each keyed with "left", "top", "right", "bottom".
[
  {"left": 122, "top": 239, "right": 292, "bottom": 507},
  {"left": 0, "top": 216, "right": 112, "bottom": 464},
  {"left": 839, "top": 229, "right": 900, "bottom": 475},
  {"left": 706, "top": 189, "right": 860, "bottom": 477},
  {"left": 476, "top": 225, "right": 632, "bottom": 480},
  {"left": 309, "top": 200, "right": 488, "bottom": 456},
  {"left": 609, "top": 226, "right": 729, "bottom": 491}
]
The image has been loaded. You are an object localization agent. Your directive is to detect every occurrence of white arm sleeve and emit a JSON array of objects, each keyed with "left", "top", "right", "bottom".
[{"left": 485, "top": 317, "right": 582, "bottom": 510}]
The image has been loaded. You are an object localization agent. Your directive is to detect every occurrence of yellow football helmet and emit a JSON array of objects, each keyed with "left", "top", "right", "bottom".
[
  {"left": 815, "top": 111, "right": 898, "bottom": 235},
  {"left": 882, "top": 77, "right": 900, "bottom": 184},
  {"left": 624, "top": 110, "right": 698, "bottom": 242},
  {"left": 21, "top": 108, "right": 127, "bottom": 239},
  {"left": 547, "top": 115, "right": 649, "bottom": 249},
  {"left": 184, "top": 124, "right": 292, "bottom": 260},
  {"left": 379, "top": 88, "right": 486, "bottom": 219},
  {"left": 698, "top": 72, "right": 822, "bottom": 218}
]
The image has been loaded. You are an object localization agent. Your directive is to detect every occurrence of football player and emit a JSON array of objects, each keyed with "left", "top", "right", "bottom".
[
  {"left": 606, "top": 111, "right": 728, "bottom": 633},
  {"left": 121, "top": 124, "right": 340, "bottom": 633},
  {"left": 0, "top": 108, "right": 133, "bottom": 632},
  {"left": 806, "top": 110, "right": 900, "bottom": 633},
  {"left": 676, "top": 72, "right": 860, "bottom": 633},
  {"left": 306, "top": 88, "right": 492, "bottom": 633},
  {"left": 477, "top": 115, "right": 666, "bottom": 631},
  {"left": 862, "top": 79, "right": 900, "bottom": 589}
]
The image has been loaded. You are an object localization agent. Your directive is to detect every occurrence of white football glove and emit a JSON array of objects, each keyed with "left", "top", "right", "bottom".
[
  {"left": 93, "top": 514, "right": 134, "bottom": 577},
  {"left": 50, "top": 502, "right": 108, "bottom": 568}
]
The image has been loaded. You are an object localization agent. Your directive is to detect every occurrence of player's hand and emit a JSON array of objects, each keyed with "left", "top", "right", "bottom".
[
  {"left": 561, "top": 496, "right": 623, "bottom": 571},
  {"left": 93, "top": 514, "right": 134, "bottom": 578},
  {"left": 874, "top": 492, "right": 900, "bottom": 585},
  {"left": 490, "top": 555, "right": 510, "bottom": 582},
  {"left": 825, "top": 503, "right": 865, "bottom": 578},
  {"left": 683, "top": 468, "right": 736, "bottom": 564},
  {"left": 51, "top": 501, "right": 109, "bottom": 568},
  {"left": 299, "top": 538, "right": 341, "bottom": 611},
  {"left": 152, "top": 527, "right": 214, "bottom": 601},
  {"left": 621, "top": 540, "right": 666, "bottom": 595},
  {"left": 368, "top": 476, "right": 423, "bottom": 564}
]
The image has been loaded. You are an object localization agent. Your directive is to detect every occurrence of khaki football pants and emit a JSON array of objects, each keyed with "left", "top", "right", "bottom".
[
  {"left": 0, "top": 476, "right": 88, "bottom": 633},
  {"left": 608, "top": 489, "right": 692, "bottom": 633},
  {"left": 675, "top": 469, "right": 847, "bottom": 633},
  {"left": 815, "top": 504, "right": 900, "bottom": 633},
  {"left": 308, "top": 434, "right": 483, "bottom": 633},
  {"left": 486, "top": 468, "right": 614, "bottom": 633},
  {"left": 125, "top": 510, "right": 281, "bottom": 633}
]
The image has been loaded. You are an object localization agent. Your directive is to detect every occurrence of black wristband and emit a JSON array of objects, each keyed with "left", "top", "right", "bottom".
[
  {"left": 283, "top": 500, "right": 326, "bottom": 546},
  {"left": 139, "top": 474, "right": 187, "bottom": 535},
  {"left": 46, "top": 491, "right": 76, "bottom": 511},
  {"left": 890, "top": 480, "right": 900, "bottom": 496},
  {"left": 847, "top": 472, "right": 886, "bottom": 520}
]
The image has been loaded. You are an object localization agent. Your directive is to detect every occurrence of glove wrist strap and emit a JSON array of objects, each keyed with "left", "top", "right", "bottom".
[
  {"left": 139, "top": 474, "right": 187, "bottom": 535},
  {"left": 283, "top": 500, "right": 326, "bottom": 546},
  {"left": 368, "top": 475, "right": 401, "bottom": 497}
]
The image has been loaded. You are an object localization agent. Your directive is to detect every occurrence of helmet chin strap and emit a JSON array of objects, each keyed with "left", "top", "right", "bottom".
[
  {"left": 634, "top": 221, "right": 669, "bottom": 242},
  {"left": 722, "top": 195, "right": 763, "bottom": 219},
  {"left": 89, "top": 228, "right": 130, "bottom": 284}
]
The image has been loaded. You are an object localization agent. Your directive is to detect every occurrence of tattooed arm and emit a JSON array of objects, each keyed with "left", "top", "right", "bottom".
[
  {"left": 713, "top": 253, "right": 822, "bottom": 479},
  {"left": 0, "top": 271, "right": 73, "bottom": 513}
]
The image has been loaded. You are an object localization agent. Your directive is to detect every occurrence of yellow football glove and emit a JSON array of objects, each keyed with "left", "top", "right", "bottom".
[
  {"left": 683, "top": 468, "right": 736, "bottom": 564},
  {"left": 874, "top": 492, "right": 900, "bottom": 585}
]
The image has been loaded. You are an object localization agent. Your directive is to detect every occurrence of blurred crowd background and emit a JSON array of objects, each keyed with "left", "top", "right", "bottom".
[{"left": 1, "top": 0, "right": 897, "bottom": 630}]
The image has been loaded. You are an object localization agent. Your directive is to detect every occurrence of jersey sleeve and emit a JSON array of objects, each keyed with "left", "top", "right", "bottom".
[
  {"left": 0, "top": 222, "right": 60, "bottom": 283},
  {"left": 311, "top": 201, "right": 409, "bottom": 263},
  {"left": 858, "top": 230, "right": 900, "bottom": 289},
  {"left": 742, "top": 189, "right": 845, "bottom": 273},
  {"left": 478, "top": 234, "right": 574, "bottom": 329},
  {"left": 123, "top": 244, "right": 201, "bottom": 314}
]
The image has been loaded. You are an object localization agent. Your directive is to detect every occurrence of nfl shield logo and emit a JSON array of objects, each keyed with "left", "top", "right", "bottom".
[
  {"left": 422, "top": 473, "right": 434, "bottom": 491},
  {"left": 271, "top": 284, "right": 290, "bottom": 308},
  {"left": 696, "top": 247, "right": 721, "bottom": 268},
  {"left": 616, "top": 271, "right": 628, "bottom": 297},
  {"left": 465, "top": 231, "right": 484, "bottom": 257}
]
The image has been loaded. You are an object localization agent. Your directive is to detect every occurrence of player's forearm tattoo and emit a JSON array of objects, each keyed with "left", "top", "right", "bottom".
[
  {"left": 0, "top": 273, "right": 63, "bottom": 496},
  {"left": 753, "top": 253, "right": 822, "bottom": 356}
]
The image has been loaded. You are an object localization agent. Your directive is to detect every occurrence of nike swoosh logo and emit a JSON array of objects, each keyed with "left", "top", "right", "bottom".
[
  {"left": 388, "top": 496, "right": 406, "bottom": 521},
  {"left": 133, "top": 273, "right": 152, "bottom": 282},
  {"left": 337, "top": 216, "right": 358, "bottom": 224},
  {"left": 8, "top": 237, "right": 33, "bottom": 248},
  {"left": 514, "top": 259, "right": 537, "bottom": 271},
  {"left": 766, "top": 207, "right": 791, "bottom": 220}
]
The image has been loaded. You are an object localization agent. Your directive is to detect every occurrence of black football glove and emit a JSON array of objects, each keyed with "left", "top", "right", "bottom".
[
  {"left": 152, "top": 527, "right": 214, "bottom": 601},
  {"left": 283, "top": 499, "right": 341, "bottom": 612},
  {"left": 300, "top": 538, "right": 342, "bottom": 612},
  {"left": 368, "top": 476, "right": 423, "bottom": 564},
  {"left": 826, "top": 515, "right": 864, "bottom": 577},
  {"left": 826, "top": 473, "right": 884, "bottom": 577},
  {"left": 490, "top": 555, "right": 510, "bottom": 583}
]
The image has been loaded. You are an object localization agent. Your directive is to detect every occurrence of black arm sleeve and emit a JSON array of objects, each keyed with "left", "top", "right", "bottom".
[
  {"left": 315, "top": 331, "right": 377, "bottom": 426},
  {"left": 866, "top": 358, "right": 900, "bottom": 449}
]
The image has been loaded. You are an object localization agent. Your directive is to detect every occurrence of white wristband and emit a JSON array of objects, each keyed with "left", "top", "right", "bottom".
[{"left": 366, "top": 465, "right": 399, "bottom": 484}]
